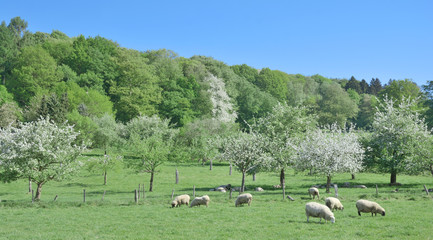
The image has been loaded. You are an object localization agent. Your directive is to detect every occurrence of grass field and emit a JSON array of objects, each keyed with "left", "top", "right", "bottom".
[{"left": 0, "top": 154, "right": 432, "bottom": 240}]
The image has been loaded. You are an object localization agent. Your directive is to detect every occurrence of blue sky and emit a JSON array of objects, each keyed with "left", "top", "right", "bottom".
[{"left": 1, "top": 0, "right": 432, "bottom": 87}]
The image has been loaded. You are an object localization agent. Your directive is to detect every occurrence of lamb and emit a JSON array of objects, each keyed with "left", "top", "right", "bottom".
[
  {"left": 190, "top": 195, "right": 210, "bottom": 207},
  {"left": 305, "top": 202, "right": 335, "bottom": 223},
  {"left": 356, "top": 199, "right": 385, "bottom": 216},
  {"left": 255, "top": 187, "right": 264, "bottom": 192},
  {"left": 308, "top": 187, "right": 320, "bottom": 199},
  {"left": 235, "top": 193, "right": 253, "bottom": 207},
  {"left": 171, "top": 194, "right": 190, "bottom": 208},
  {"left": 325, "top": 197, "right": 344, "bottom": 211}
]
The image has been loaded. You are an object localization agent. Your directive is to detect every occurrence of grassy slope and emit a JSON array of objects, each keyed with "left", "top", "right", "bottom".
[{"left": 0, "top": 158, "right": 432, "bottom": 240}]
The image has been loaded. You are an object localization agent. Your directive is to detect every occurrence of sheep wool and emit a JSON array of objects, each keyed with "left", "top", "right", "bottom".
[
  {"left": 356, "top": 199, "right": 385, "bottom": 216},
  {"left": 325, "top": 197, "right": 344, "bottom": 211},
  {"left": 308, "top": 187, "right": 320, "bottom": 199},
  {"left": 235, "top": 193, "right": 253, "bottom": 207},
  {"left": 171, "top": 194, "right": 190, "bottom": 208},
  {"left": 190, "top": 195, "right": 210, "bottom": 207},
  {"left": 305, "top": 202, "right": 335, "bottom": 223}
]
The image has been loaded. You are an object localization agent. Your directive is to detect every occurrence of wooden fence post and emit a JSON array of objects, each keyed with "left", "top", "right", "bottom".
[
  {"left": 176, "top": 168, "right": 179, "bottom": 184},
  {"left": 193, "top": 185, "right": 196, "bottom": 198},
  {"left": 210, "top": 159, "right": 213, "bottom": 170},
  {"left": 424, "top": 185, "right": 429, "bottom": 195},
  {"left": 334, "top": 184, "right": 338, "bottom": 198},
  {"left": 171, "top": 189, "right": 175, "bottom": 200},
  {"left": 83, "top": 189, "right": 86, "bottom": 203},
  {"left": 53, "top": 195, "right": 58, "bottom": 201},
  {"left": 376, "top": 185, "right": 378, "bottom": 196},
  {"left": 229, "top": 163, "right": 232, "bottom": 176},
  {"left": 229, "top": 188, "right": 233, "bottom": 199},
  {"left": 134, "top": 189, "right": 138, "bottom": 203}
]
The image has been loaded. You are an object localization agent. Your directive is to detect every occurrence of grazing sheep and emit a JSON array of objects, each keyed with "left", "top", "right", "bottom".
[
  {"left": 356, "top": 199, "right": 385, "bottom": 216},
  {"left": 171, "top": 194, "right": 190, "bottom": 208},
  {"left": 190, "top": 195, "right": 210, "bottom": 207},
  {"left": 273, "top": 184, "right": 281, "bottom": 189},
  {"left": 235, "top": 193, "right": 253, "bottom": 207},
  {"left": 308, "top": 187, "right": 320, "bottom": 199},
  {"left": 305, "top": 202, "right": 335, "bottom": 223},
  {"left": 353, "top": 185, "right": 367, "bottom": 189},
  {"left": 325, "top": 197, "right": 344, "bottom": 211},
  {"left": 255, "top": 187, "right": 264, "bottom": 192}
]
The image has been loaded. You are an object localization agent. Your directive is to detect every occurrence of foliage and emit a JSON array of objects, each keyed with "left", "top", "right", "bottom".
[
  {"left": 0, "top": 117, "right": 87, "bottom": 199},
  {"left": 92, "top": 113, "right": 124, "bottom": 150},
  {"left": 378, "top": 79, "right": 422, "bottom": 107},
  {"left": 0, "top": 101, "right": 22, "bottom": 128},
  {"left": 317, "top": 81, "right": 359, "bottom": 126},
  {"left": 110, "top": 48, "right": 161, "bottom": 122}
]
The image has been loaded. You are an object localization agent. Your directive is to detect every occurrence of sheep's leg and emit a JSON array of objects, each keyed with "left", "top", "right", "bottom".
[{"left": 358, "top": 211, "right": 361, "bottom": 216}]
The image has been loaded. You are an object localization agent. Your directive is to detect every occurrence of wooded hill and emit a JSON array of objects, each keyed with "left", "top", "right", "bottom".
[{"left": 1, "top": 17, "right": 432, "bottom": 135}]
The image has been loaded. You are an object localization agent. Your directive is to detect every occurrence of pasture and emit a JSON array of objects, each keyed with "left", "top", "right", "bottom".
[{"left": 0, "top": 155, "right": 432, "bottom": 239}]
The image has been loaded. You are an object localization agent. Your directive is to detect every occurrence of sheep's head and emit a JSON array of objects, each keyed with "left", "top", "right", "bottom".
[
  {"left": 329, "top": 216, "right": 335, "bottom": 223},
  {"left": 171, "top": 201, "right": 177, "bottom": 208}
]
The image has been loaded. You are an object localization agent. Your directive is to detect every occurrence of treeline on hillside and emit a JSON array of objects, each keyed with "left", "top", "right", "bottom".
[{"left": 1, "top": 16, "right": 433, "bottom": 133}]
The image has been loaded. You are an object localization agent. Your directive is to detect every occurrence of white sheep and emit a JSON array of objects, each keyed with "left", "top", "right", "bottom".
[
  {"left": 356, "top": 199, "right": 385, "bottom": 216},
  {"left": 171, "top": 194, "right": 190, "bottom": 208},
  {"left": 215, "top": 187, "right": 226, "bottom": 192},
  {"left": 190, "top": 195, "right": 210, "bottom": 207},
  {"left": 235, "top": 193, "right": 253, "bottom": 207},
  {"left": 305, "top": 202, "right": 335, "bottom": 223},
  {"left": 325, "top": 197, "right": 344, "bottom": 211},
  {"left": 308, "top": 187, "right": 320, "bottom": 199},
  {"left": 255, "top": 187, "right": 264, "bottom": 192}
]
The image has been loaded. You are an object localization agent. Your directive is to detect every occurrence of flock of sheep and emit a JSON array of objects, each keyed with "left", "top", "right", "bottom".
[
  {"left": 171, "top": 193, "right": 253, "bottom": 208},
  {"left": 306, "top": 187, "right": 385, "bottom": 223},
  {"left": 171, "top": 186, "right": 386, "bottom": 224}
]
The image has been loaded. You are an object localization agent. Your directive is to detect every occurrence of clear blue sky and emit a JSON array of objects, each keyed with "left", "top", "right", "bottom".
[{"left": 1, "top": 0, "right": 432, "bottom": 86}]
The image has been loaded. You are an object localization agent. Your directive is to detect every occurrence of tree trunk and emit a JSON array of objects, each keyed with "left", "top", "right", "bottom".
[
  {"left": 326, "top": 176, "right": 331, "bottom": 193},
  {"left": 149, "top": 171, "right": 154, "bottom": 192},
  {"left": 241, "top": 171, "right": 246, "bottom": 193},
  {"left": 28, "top": 176, "right": 32, "bottom": 193},
  {"left": 104, "top": 170, "right": 107, "bottom": 185},
  {"left": 390, "top": 170, "right": 397, "bottom": 185},
  {"left": 351, "top": 173, "right": 355, "bottom": 180},
  {"left": 280, "top": 169, "right": 285, "bottom": 188},
  {"left": 35, "top": 182, "right": 44, "bottom": 200}
]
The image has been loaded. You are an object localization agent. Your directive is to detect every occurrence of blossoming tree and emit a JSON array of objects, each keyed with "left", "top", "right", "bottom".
[
  {"left": 294, "top": 124, "right": 364, "bottom": 193},
  {"left": 0, "top": 117, "right": 86, "bottom": 200}
]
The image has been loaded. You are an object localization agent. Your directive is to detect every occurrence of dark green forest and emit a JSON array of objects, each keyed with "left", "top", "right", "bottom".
[{"left": 1, "top": 17, "right": 433, "bottom": 142}]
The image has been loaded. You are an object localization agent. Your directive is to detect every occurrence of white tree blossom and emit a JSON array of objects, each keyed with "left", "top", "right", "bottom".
[
  {"left": 368, "top": 96, "right": 432, "bottom": 184},
  {"left": 219, "top": 131, "right": 270, "bottom": 192},
  {"left": 205, "top": 74, "right": 237, "bottom": 123},
  {"left": 252, "top": 102, "right": 316, "bottom": 188},
  {"left": 0, "top": 117, "right": 87, "bottom": 200},
  {"left": 293, "top": 123, "right": 364, "bottom": 192}
]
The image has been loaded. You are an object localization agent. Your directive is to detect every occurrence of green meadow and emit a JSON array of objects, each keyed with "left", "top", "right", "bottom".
[{"left": 0, "top": 156, "right": 432, "bottom": 240}]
